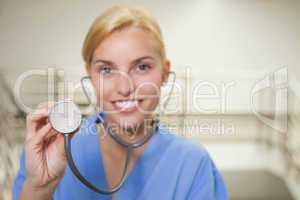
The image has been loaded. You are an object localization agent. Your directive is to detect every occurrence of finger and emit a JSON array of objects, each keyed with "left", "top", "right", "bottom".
[
  {"left": 29, "top": 122, "right": 52, "bottom": 144},
  {"left": 43, "top": 128, "right": 60, "bottom": 142},
  {"left": 27, "top": 108, "right": 48, "bottom": 122},
  {"left": 29, "top": 121, "right": 79, "bottom": 143},
  {"left": 26, "top": 109, "right": 49, "bottom": 135},
  {"left": 26, "top": 120, "right": 52, "bottom": 143},
  {"left": 42, "top": 129, "right": 60, "bottom": 147},
  {"left": 29, "top": 101, "right": 54, "bottom": 122},
  {"left": 26, "top": 102, "right": 55, "bottom": 136}
]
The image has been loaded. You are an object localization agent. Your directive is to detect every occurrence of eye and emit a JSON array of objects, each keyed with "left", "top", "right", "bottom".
[
  {"left": 99, "top": 65, "right": 113, "bottom": 75},
  {"left": 136, "top": 63, "right": 151, "bottom": 72}
]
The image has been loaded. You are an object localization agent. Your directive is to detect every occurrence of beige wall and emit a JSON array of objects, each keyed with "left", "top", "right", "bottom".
[
  {"left": 0, "top": 0, "right": 299, "bottom": 114},
  {"left": 0, "top": 0, "right": 299, "bottom": 75}
]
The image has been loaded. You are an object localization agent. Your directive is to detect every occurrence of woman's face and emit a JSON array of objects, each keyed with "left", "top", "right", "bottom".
[{"left": 87, "top": 27, "right": 170, "bottom": 130}]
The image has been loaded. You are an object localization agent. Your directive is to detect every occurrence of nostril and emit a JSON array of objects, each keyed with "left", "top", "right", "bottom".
[
  {"left": 118, "top": 87, "right": 132, "bottom": 96},
  {"left": 116, "top": 74, "right": 135, "bottom": 96},
  {"left": 117, "top": 82, "right": 134, "bottom": 97}
]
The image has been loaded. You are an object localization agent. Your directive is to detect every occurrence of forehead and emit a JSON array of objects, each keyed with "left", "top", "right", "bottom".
[{"left": 92, "top": 27, "right": 160, "bottom": 64}]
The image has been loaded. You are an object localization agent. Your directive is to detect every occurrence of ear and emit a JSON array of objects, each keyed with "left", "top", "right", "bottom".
[{"left": 162, "top": 59, "right": 171, "bottom": 84}]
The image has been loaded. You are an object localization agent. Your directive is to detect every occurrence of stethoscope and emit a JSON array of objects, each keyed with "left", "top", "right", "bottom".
[{"left": 48, "top": 71, "right": 176, "bottom": 195}]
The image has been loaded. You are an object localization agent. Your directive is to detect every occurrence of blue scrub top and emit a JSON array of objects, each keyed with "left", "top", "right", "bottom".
[{"left": 13, "top": 113, "right": 228, "bottom": 200}]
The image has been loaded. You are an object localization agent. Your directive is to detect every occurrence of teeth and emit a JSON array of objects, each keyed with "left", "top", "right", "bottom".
[{"left": 115, "top": 100, "right": 138, "bottom": 109}]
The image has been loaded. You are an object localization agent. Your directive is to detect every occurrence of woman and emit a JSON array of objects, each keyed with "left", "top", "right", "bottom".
[{"left": 13, "top": 5, "right": 228, "bottom": 200}]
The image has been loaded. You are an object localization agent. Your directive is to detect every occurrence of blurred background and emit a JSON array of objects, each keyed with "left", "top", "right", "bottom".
[{"left": 0, "top": 0, "right": 299, "bottom": 199}]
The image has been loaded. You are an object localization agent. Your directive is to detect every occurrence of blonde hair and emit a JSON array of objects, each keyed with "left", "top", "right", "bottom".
[{"left": 82, "top": 5, "right": 166, "bottom": 69}]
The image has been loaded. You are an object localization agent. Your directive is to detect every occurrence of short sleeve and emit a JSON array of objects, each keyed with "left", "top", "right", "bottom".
[
  {"left": 12, "top": 148, "right": 26, "bottom": 200},
  {"left": 187, "top": 150, "right": 228, "bottom": 200}
]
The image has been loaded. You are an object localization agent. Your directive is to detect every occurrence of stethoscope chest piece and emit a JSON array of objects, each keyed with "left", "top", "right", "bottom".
[{"left": 49, "top": 100, "right": 82, "bottom": 134}]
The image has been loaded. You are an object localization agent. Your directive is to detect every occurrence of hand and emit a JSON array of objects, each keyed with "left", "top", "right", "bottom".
[{"left": 23, "top": 102, "right": 75, "bottom": 189}]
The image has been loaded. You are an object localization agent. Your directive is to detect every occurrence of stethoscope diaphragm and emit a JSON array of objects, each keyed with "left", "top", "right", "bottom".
[{"left": 49, "top": 100, "right": 82, "bottom": 134}]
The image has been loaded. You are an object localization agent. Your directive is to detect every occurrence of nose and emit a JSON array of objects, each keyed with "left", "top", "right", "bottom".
[{"left": 117, "top": 72, "right": 134, "bottom": 97}]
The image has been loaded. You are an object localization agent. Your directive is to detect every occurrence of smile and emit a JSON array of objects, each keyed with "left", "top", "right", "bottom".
[{"left": 111, "top": 99, "right": 143, "bottom": 113}]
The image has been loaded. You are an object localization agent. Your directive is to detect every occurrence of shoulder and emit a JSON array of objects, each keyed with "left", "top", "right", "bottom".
[
  {"left": 155, "top": 124, "right": 229, "bottom": 198},
  {"left": 158, "top": 126, "right": 228, "bottom": 199}
]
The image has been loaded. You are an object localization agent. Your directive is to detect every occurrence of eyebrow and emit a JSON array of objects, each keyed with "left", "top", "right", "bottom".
[{"left": 93, "top": 56, "right": 155, "bottom": 67}]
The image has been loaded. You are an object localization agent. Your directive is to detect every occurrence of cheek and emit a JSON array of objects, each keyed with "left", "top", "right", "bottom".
[
  {"left": 135, "top": 77, "right": 162, "bottom": 98},
  {"left": 134, "top": 69, "right": 163, "bottom": 95},
  {"left": 91, "top": 77, "right": 113, "bottom": 102},
  {"left": 134, "top": 79, "right": 162, "bottom": 114}
]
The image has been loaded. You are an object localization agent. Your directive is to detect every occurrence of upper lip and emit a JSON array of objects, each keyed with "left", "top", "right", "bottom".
[{"left": 111, "top": 99, "right": 142, "bottom": 102}]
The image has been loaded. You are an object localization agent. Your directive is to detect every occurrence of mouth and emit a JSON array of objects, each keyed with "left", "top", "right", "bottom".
[{"left": 111, "top": 99, "right": 144, "bottom": 113}]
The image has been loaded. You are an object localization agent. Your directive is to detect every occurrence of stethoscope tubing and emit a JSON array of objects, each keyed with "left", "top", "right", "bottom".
[
  {"left": 63, "top": 71, "right": 176, "bottom": 195},
  {"left": 64, "top": 133, "right": 132, "bottom": 194}
]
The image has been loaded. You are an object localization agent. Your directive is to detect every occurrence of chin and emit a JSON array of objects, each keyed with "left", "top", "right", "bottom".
[{"left": 111, "top": 112, "right": 145, "bottom": 129}]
